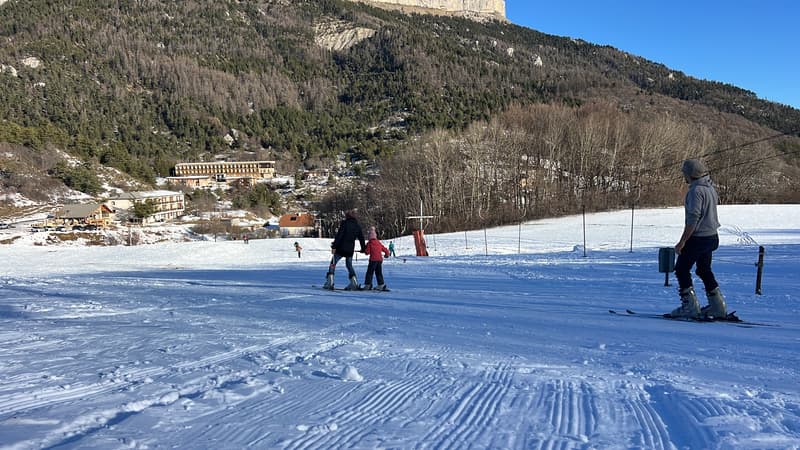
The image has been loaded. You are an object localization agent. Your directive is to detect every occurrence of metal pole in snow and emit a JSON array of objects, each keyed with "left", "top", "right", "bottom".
[
  {"left": 407, "top": 200, "right": 433, "bottom": 233},
  {"left": 755, "top": 246, "right": 765, "bottom": 295},
  {"left": 630, "top": 202, "right": 635, "bottom": 253},
  {"left": 582, "top": 204, "right": 587, "bottom": 258}
]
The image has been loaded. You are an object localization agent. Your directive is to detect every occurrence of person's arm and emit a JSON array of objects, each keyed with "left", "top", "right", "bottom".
[
  {"left": 332, "top": 222, "right": 345, "bottom": 250},
  {"left": 676, "top": 186, "right": 703, "bottom": 255},
  {"left": 358, "top": 228, "right": 366, "bottom": 252},
  {"left": 675, "top": 223, "right": 696, "bottom": 255}
]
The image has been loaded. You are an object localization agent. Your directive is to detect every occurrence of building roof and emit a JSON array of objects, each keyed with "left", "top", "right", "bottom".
[
  {"left": 57, "top": 203, "right": 113, "bottom": 219},
  {"left": 165, "top": 175, "right": 213, "bottom": 180},
  {"left": 278, "top": 213, "right": 316, "bottom": 228},
  {"left": 175, "top": 160, "right": 276, "bottom": 167},
  {"left": 109, "top": 190, "right": 183, "bottom": 200}
]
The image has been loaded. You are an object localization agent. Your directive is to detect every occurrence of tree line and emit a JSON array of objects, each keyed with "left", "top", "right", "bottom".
[{"left": 317, "top": 102, "right": 800, "bottom": 237}]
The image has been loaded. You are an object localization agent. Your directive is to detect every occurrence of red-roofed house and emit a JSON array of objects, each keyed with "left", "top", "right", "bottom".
[{"left": 278, "top": 213, "right": 316, "bottom": 237}]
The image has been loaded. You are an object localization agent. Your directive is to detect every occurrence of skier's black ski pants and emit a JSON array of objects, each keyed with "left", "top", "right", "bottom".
[{"left": 675, "top": 234, "right": 719, "bottom": 292}]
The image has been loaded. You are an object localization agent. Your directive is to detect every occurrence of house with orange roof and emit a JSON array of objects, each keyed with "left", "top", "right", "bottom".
[{"left": 278, "top": 213, "right": 317, "bottom": 237}]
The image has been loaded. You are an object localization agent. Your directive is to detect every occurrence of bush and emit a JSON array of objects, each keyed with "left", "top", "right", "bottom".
[{"left": 49, "top": 162, "right": 102, "bottom": 195}]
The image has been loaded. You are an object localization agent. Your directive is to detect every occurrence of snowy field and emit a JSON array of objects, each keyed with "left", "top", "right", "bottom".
[{"left": 1, "top": 205, "right": 799, "bottom": 449}]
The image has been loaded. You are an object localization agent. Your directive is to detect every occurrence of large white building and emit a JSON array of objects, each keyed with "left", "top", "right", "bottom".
[
  {"left": 108, "top": 190, "right": 185, "bottom": 223},
  {"left": 172, "top": 161, "right": 276, "bottom": 182}
]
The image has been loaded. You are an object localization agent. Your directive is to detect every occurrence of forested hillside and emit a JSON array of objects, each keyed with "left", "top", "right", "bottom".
[{"left": 1, "top": 0, "right": 798, "bottom": 235}]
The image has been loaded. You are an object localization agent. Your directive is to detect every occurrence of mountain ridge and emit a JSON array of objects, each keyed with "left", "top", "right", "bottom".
[{"left": 349, "top": 0, "right": 506, "bottom": 21}]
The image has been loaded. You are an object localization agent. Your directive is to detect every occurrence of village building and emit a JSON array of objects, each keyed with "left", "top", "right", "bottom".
[
  {"left": 54, "top": 203, "right": 115, "bottom": 229},
  {"left": 108, "top": 190, "right": 185, "bottom": 223},
  {"left": 302, "top": 168, "right": 332, "bottom": 181},
  {"left": 278, "top": 213, "right": 317, "bottom": 238},
  {"left": 163, "top": 175, "right": 216, "bottom": 189},
  {"left": 168, "top": 161, "right": 277, "bottom": 188}
]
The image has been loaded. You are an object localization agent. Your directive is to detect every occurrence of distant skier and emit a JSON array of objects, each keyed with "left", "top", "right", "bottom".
[
  {"left": 294, "top": 241, "right": 302, "bottom": 258},
  {"left": 362, "top": 226, "right": 391, "bottom": 291},
  {"left": 323, "top": 210, "right": 365, "bottom": 290},
  {"left": 667, "top": 159, "right": 726, "bottom": 319},
  {"left": 388, "top": 241, "right": 396, "bottom": 258}
]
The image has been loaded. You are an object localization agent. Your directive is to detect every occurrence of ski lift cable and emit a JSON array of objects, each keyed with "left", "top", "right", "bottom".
[
  {"left": 640, "top": 128, "right": 800, "bottom": 177},
  {"left": 636, "top": 146, "right": 800, "bottom": 190}
]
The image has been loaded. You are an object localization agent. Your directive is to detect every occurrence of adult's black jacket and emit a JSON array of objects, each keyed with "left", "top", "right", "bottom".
[{"left": 332, "top": 217, "right": 365, "bottom": 257}]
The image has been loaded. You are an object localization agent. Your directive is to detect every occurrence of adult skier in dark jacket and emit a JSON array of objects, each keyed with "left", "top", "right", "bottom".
[{"left": 323, "top": 210, "right": 366, "bottom": 290}]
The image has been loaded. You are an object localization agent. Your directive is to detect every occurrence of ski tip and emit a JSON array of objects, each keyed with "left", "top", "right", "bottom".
[
  {"left": 312, "top": 285, "right": 339, "bottom": 291},
  {"left": 725, "top": 311, "right": 743, "bottom": 322}
]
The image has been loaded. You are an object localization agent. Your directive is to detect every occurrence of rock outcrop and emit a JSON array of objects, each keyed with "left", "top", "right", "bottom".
[
  {"left": 316, "top": 0, "right": 505, "bottom": 51},
  {"left": 1, "top": 64, "right": 18, "bottom": 77},
  {"left": 351, "top": 0, "right": 506, "bottom": 22},
  {"left": 315, "top": 20, "right": 377, "bottom": 51}
]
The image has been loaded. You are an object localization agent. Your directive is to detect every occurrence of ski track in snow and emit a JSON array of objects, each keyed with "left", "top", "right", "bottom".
[
  {"left": 1, "top": 206, "right": 800, "bottom": 449},
  {"left": 3, "top": 270, "right": 800, "bottom": 449}
]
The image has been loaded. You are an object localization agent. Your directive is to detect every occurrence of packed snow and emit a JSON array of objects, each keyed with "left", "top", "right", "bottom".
[{"left": 1, "top": 205, "right": 799, "bottom": 449}]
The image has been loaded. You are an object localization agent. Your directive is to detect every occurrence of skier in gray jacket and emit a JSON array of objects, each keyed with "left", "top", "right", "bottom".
[{"left": 668, "top": 159, "right": 727, "bottom": 319}]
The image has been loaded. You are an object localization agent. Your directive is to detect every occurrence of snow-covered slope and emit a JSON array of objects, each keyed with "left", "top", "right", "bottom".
[{"left": 1, "top": 205, "right": 799, "bottom": 449}]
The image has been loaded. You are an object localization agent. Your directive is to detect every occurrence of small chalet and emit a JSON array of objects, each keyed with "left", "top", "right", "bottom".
[
  {"left": 55, "top": 203, "right": 115, "bottom": 228},
  {"left": 278, "top": 213, "right": 317, "bottom": 238}
]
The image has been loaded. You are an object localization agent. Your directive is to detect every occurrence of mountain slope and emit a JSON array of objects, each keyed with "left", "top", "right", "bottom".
[{"left": 0, "top": 0, "right": 798, "bottom": 207}]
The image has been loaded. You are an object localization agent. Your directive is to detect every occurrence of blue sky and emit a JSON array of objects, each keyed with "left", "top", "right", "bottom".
[{"left": 505, "top": 1, "right": 799, "bottom": 110}]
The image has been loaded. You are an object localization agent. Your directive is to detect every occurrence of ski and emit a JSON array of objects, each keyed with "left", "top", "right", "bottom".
[
  {"left": 312, "top": 285, "right": 390, "bottom": 292},
  {"left": 608, "top": 309, "right": 664, "bottom": 319},
  {"left": 364, "top": 287, "right": 391, "bottom": 292},
  {"left": 608, "top": 309, "right": 777, "bottom": 328},
  {"left": 312, "top": 285, "right": 350, "bottom": 292}
]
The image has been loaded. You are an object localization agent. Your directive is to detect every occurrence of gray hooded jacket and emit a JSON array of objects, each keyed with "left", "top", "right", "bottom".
[{"left": 685, "top": 175, "right": 720, "bottom": 237}]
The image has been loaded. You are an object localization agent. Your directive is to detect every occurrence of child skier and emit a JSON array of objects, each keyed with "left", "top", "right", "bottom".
[{"left": 363, "top": 226, "right": 390, "bottom": 291}]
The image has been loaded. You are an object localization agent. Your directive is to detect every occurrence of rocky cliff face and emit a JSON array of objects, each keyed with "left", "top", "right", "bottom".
[
  {"left": 352, "top": 0, "right": 506, "bottom": 21},
  {"left": 315, "top": 20, "right": 377, "bottom": 51}
]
